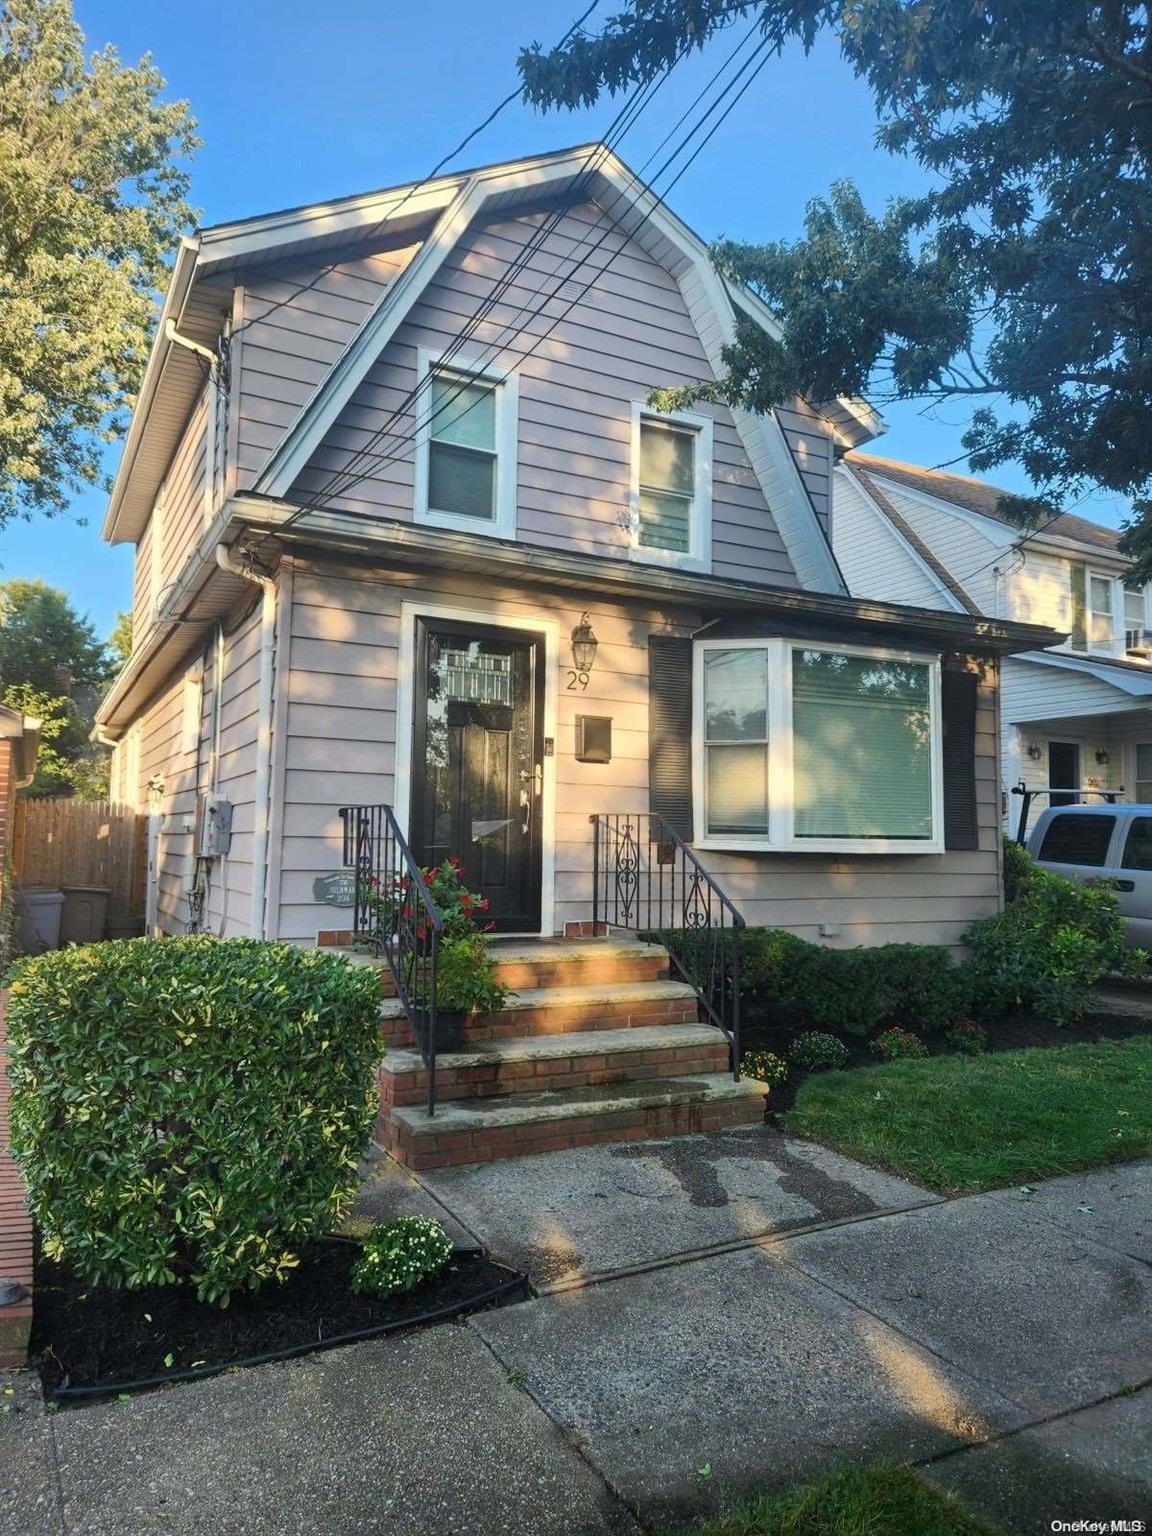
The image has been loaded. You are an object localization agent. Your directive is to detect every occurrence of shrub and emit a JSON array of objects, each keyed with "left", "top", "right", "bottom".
[
  {"left": 740, "top": 1049, "right": 789, "bottom": 1087},
  {"left": 871, "top": 1027, "right": 929, "bottom": 1062},
  {"left": 789, "top": 1031, "right": 848, "bottom": 1071},
  {"left": 946, "top": 1018, "right": 988, "bottom": 1054},
  {"left": 741, "top": 930, "right": 966, "bottom": 1036},
  {"left": 966, "top": 847, "right": 1143, "bottom": 1023},
  {"left": 6, "top": 937, "right": 383, "bottom": 1305},
  {"left": 435, "top": 932, "right": 509, "bottom": 1014},
  {"left": 349, "top": 1215, "right": 453, "bottom": 1300}
]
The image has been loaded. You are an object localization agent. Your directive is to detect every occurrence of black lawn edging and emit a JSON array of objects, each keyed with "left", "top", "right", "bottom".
[{"left": 32, "top": 1237, "right": 529, "bottom": 1406}]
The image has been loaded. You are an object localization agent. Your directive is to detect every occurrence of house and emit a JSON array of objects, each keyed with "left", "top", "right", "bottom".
[
  {"left": 833, "top": 453, "right": 1148, "bottom": 838},
  {"left": 95, "top": 145, "right": 1054, "bottom": 1164}
]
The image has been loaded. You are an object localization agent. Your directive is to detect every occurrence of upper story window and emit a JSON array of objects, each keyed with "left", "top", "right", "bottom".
[
  {"left": 1068, "top": 563, "right": 1126, "bottom": 656},
  {"left": 1124, "top": 581, "right": 1148, "bottom": 652},
  {"left": 629, "top": 405, "right": 711, "bottom": 571},
  {"left": 415, "top": 349, "right": 517, "bottom": 538},
  {"left": 694, "top": 638, "right": 943, "bottom": 854}
]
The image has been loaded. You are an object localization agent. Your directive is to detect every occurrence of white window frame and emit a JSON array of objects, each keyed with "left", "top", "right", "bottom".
[
  {"left": 692, "top": 637, "right": 945, "bottom": 855},
  {"left": 1086, "top": 567, "right": 1119, "bottom": 657},
  {"left": 413, "top": 347, "right": 518, "bottom": 539},
  {"left": 1122, "top": 578, "right": 1150, "bottom": 653},
  {"left": 628, "top": 403, "right": 712, "bottom": 573}
]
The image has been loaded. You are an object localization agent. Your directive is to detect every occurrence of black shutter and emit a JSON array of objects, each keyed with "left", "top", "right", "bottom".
[
  {"left": 941, "top": 666, "right": 979, "bottom": 851},
  {"left": 649, "top": 634, "right": 694, "bottom": 840}
]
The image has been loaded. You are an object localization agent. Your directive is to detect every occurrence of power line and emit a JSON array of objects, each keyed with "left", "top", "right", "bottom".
[
  {"left": 229, "top": 0, "right": 602, "bottom": 341},
  {"left": 288, "top": 19, "right": 774, "bottom": 523}
]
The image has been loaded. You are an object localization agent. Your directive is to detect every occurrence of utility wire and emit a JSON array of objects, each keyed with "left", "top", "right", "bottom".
[
  {"left": 288, "top": 19, "right": 773, "bottom": 523},
  {"left": 229, "top": 0, "right": 602, "bottom": 341}
]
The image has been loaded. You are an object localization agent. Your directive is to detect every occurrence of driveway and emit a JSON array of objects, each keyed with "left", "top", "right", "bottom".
[{"left": 2, "top": 1140, "right": 1148, "bottom": 1535}]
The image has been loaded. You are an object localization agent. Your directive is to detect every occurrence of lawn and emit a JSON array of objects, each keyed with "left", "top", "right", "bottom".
[
  {"left": 784, "top": 1037, "right": 1151, "bottom": 1194},
  {"left": 674, "top": 1464, "right": 993, "bottom": 1536}
]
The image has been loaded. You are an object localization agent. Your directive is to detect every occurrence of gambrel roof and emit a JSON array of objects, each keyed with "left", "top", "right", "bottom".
[{"left": 106, "top": 144, "right": 884, "bottom": 594}]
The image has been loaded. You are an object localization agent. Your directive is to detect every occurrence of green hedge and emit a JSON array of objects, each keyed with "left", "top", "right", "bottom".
[
  {"left": 741, "top": 930, "right": 967, "bottom": 1036},
  {"left": 6, "top": 937, "right": 383, "bottom": 1305}
]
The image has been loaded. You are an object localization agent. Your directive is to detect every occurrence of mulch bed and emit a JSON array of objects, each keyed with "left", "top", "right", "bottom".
[
  {"left": 31, "top": 1239, "right": 525, "bottom": 1405},
  {"left": 745, "top": 1009, "right": 1151, "bottom": 1116}
]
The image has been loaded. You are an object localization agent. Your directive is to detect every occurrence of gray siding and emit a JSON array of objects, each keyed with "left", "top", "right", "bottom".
[
  {"left": 288, "top": 203, "right": 799, "bottom": 590},
  {"left": 121, "top": 592, "right": 268, "bottom": 938},
  {"left": 777, "top": 401, "right": 833, "bottom": 534},
  {"left": 159, "top": 388, "right": 208, "bottom": 598},
  {"left": 235, "top": 243, "right": 422, "bottom": 488},
  {"left": 274, "top": 557, "right": 1001, "bottom": 952}
]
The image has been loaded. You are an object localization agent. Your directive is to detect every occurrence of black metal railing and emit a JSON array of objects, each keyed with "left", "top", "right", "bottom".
[
  {"left": 339, "top": 804, "right": 443, "bottom": 1115},
  {"left": 590, "top": 813, "right": 744, "bottom": 1079}
]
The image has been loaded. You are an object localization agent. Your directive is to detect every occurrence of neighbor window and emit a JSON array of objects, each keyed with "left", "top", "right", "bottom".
[
  {"left": 696, "top": 640, "right": 942, "bottom": 852},
  {"left": 631, "top": 406, "right": 711, "bottom": 568},
  {"left": 415, "top": 351, "right": 516, "bottom": 536},
  {"left": 1089, "top": 572, "right": 1115, "bottom": 652},
  {"left": 1124, "top": 581, "right": 1147, "bottom": 652}
]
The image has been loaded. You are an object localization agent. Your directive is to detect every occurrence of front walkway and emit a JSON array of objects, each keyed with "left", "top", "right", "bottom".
[{"left": 2, "top": 1140, "right": 1148, "bottom": 1535}]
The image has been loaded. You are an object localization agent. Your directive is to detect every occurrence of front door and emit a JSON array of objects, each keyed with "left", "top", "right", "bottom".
[
  {"left": 1049, "top": 740, "right": 1081, "bottom": 808},
  {"left": 410, "top": 620, "right": 544, "bottom": 933}
]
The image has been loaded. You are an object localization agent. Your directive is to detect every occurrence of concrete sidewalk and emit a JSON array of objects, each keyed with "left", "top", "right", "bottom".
[{"left": 2, "top": 1143, "right": 1148, "bottom": 1535}]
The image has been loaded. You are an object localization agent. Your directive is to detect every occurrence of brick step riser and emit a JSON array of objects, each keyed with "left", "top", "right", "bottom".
[
  {"left": 380, "top": 997, "right": 700, "bottom": 1048},
  {"left": 379, "top": 1094, "right": 764, "bottom": 1171},
  {"left": 376, "top": 955, "right": 669, "bottom": 999},
  {"left": 380, "top": 1042, "right": 731, "bottom": 1108}
]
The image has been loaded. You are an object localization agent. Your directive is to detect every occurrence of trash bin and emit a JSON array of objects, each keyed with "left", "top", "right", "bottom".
[
  {"left": 14, "top": 888, "right": 65, "bottom": 954},
  {"left": 59, "top": 884, "right": 111, "bottom": 945}
]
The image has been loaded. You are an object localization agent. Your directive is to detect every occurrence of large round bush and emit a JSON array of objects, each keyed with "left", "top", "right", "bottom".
[{"left": 6, "top": 937, "right": 383, "bottom": 1304}]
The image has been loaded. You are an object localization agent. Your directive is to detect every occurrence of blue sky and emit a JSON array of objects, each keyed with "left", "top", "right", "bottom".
[{"left": 6, "top": 0, "right": 1128, "bottom": 638}]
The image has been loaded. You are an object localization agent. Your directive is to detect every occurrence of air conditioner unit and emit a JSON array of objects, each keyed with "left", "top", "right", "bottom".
[{"left": 195, "top": 794, "right": 233, "bottom": 858}]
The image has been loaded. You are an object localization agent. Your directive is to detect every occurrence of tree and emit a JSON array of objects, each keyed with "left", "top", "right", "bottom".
[
  {"left": 0, "top": 0, "right": 198, "bottom": 526},
  {"left": 0, "top": 580, "right": 114, "bottom": 797},
  {"left": 518, "top": 3, "right": 1152, "bottom": 568},
  {"left": 107, "top": 611, "right": 133, "bottom": 670}
]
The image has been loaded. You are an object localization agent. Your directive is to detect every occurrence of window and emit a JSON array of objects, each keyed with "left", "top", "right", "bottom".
[
  {"left": 415, "top": 350, "right": 517, "bottom": 536},
  {"left": 1122, "top": 816, "right": 1152, "bottom": 871},
  {"left": 695, "top": 639, "right": 943, "bottom": 853},
  {"left": 1135, "top": 743, "right": 1152, "bottom": 802},
  {"left": 1037, "top": 813, "right": 1115, "bottom": 867},
  {"left": 630, "top": 406, "right": 711, "bottom": 569},
  {"left": 1124, "top": 581, "right": 1147, "bottom": 652},
  {"left": 1089, "top": 572, "right": 1115, "bottom": 651}
]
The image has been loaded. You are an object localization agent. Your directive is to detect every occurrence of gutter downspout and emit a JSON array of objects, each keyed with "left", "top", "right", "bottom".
[{"left": 215, "top": 545, "right": 276, "bottom": 939}]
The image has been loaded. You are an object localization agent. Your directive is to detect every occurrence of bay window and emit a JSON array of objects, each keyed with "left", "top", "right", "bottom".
[
  {"left": 415, "top": 349, "right": 517, "bottom": 537},
  {"left": 695, "top": 639, "right": 943, "bottom": 852},
  {"left": 630, "top": 404, "right": 711, "bottom": 570}
]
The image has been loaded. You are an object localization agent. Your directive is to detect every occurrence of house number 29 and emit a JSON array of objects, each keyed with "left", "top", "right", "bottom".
[{"left": 566, "top": 670, "right": 590, "bottom": 691}]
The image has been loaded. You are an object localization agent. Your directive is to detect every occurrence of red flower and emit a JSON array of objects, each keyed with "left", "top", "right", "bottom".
[
  {"left": 476, "top": 897, "right": 490, "bottom": 912},
  {"left": 484, "top": 921, "right": 496, "bottom": 933}
]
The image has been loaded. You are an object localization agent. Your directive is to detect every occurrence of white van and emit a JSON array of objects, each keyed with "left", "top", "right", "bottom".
[{"left": 1027, "top": 803, "right": 1152, "bottom": 947}]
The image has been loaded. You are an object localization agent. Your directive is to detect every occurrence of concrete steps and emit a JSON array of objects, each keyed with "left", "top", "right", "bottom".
[
  {"left": 379, "top": 1023, "right": 732, "bottom": 1108},
  {"left": 337, "top": 936, "right": 766, "bottom": 1170},
  {"left": 380, "top": 1074, "right": 768, "bottom": 1171}
]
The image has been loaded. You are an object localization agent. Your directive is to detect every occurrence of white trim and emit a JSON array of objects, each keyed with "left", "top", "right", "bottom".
[
  {"left": 692, "top": 636, "right": 945, "bottom": 855},
  {"left": 413, "top": 347, "right": 518, "bottom": 539},
  {"left": 203, "top": 369, "right": 218, "bottom": 527},
  {"left": 393, "top": 600, "right": 558, "bottom": 938},
  {"left": 864, "top": 473, "right": 1013, "bottom": 547},
  {"left": 627, "top": 402, "right": 712, "bottom": 572}
]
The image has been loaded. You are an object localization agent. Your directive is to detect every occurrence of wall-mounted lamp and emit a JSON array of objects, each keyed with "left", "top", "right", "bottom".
[
  {"left": 1096, "top": 748, "right": 1111, "bottom": 766},
  {"left": 571, "top": 612, "right": 599, "bottom": 674},
  {"left": 1026, "top": 742, "right": 1044, "bottom": 762}
]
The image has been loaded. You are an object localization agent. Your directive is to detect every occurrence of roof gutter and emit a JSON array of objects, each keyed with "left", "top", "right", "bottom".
[
  {"left": 232, "top": 493, "right": 1062, "bottom": 656},
  {"left": 102, "top": 236, "right": 201, "bottom": 544}
]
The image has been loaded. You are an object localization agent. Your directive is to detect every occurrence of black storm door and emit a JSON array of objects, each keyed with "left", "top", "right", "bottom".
[{"left": 411, "top": 620, "right": 544, "bottom": 933}]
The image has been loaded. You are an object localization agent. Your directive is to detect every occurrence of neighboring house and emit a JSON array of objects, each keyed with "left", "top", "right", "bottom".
[
  {"left": 93, "top": 145, "right": 1054, "bottom": 1162},
  {"left": 834, "top": 453, "right": 1148, "bottom": 837}
]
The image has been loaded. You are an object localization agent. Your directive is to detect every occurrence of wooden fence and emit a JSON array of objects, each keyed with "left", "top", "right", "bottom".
[{"left": 12, "top": 799, "right": 145, "bottom": 916}]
